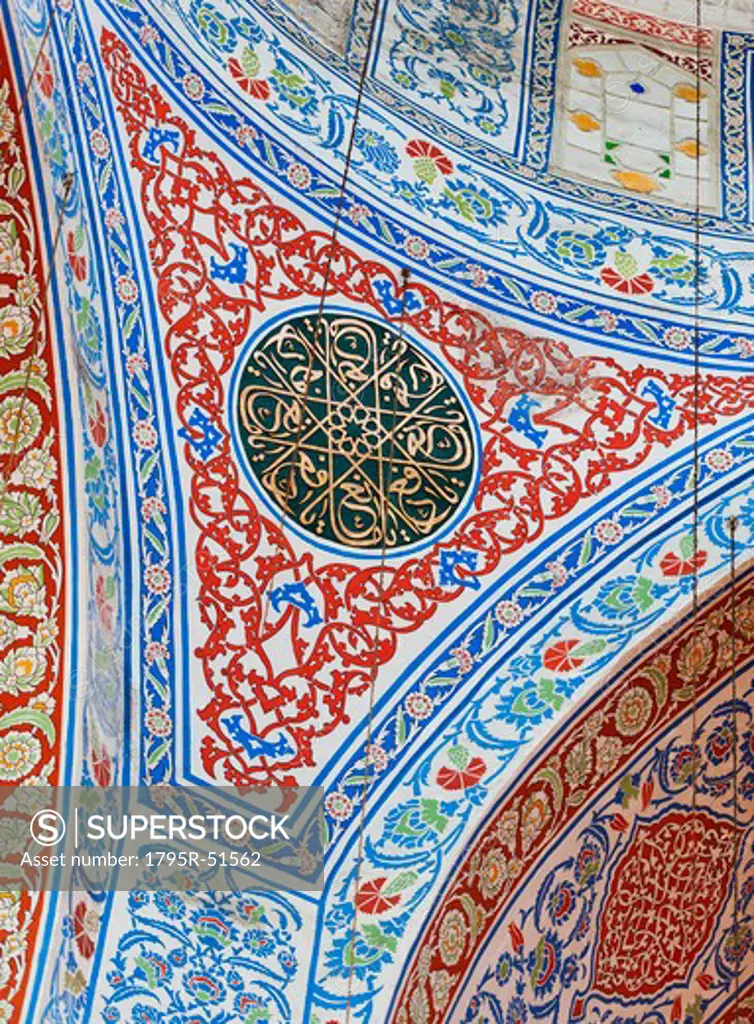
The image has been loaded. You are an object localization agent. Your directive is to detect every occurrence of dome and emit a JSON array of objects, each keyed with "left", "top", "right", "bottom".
[{"left": 0, "top": 0, "right": 752, "bottom": 1020}]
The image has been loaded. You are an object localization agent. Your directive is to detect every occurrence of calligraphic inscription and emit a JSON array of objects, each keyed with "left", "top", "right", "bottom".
[
  {"left": 594, "top": 810, "right": 738, "bottom": 998},
  {"left": 236, "top": 313, "right": 476, "bottom": 551}
]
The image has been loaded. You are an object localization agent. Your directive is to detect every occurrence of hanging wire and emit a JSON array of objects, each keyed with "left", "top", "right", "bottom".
[
  {"left": 344, "top": 268, "right": 411, "bottom": 1024},
  {"left": 259, "top": 0, "right": 384, "bottom": 633},
  {"left": 579, "top": 2, "right": 711, "bottom": 753},
  {"left": 727, "top": 515, "right": 741, "bottom": 1024},
  {"left": 692, "top": 15, "right": 743, "bottom": 1024},
  {"left": 0, "top": 171, "right": 74, "bottom": 505},
  {"left": 8, "top": 1, "right": 58, "bottom": 135},
  {"left": 689, "top": 0, "right": 704, "bottom": 894}
]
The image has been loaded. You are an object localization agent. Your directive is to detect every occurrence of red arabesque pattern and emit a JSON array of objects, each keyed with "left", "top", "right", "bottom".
[
  {"left": 0, "top": 36, "right": 67, "bottom": 1021},
  {"left": 102, "top": 29, "right": 754, "bottom": 783}
]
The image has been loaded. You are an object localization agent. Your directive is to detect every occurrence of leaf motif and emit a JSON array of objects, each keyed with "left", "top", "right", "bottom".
[
  {"left": 572, "top": 637, "right": 606, "bottom": 658},
  {"left": 632, "top": 576, "right": 655, "bottom": 612},
  {"left": 530, "top": 936, "right": 546, "bottom": 989},
  {"left": 341, "top": 774, "right": 372, "bottom": 787},
  {"left": 419, "top": 798, "right": 448, "bottom": 834},
  {"left": 679, "top": 533, "right": 695, "bottom": 559},
  {"left": 123, "top": 308, "right": 139, "bottom": 341},
  {"left": 537, "top": 677, "right": 565, "bottom": 712},
  {"left": 0, "top": 372, "right": 50, "bottom": 402},
  {"left": 448, "top": 744, "right": 469, "bottom": 770},
  {"left": 395, "top": 707, "right": 406, "bottom": 746},
  {"left": 99, "top": 162, "right": 112, "bottom": 197},
  {"left": 414, "top": 157, "right": 438, "bottom": 186},
  {"left": 644, "top": 665, "right": 667, "bottom": 706},
  {"left": 460, "top": 893, "right": 482, "bottom": 937},
  {"left": 134, "top": 955, "right": 157, "bottom": 989},
  {"left": 361, "top": 923, "right": 397, "bottom": 954},
  {"left": 383, "top": 870, "right": 417, "bottom": 896},
  {"left": 651, "top": 252, "right": 688, "bottom": 270},
  {"left": 0, "top": 708, "right": 54, "bottom": 743},
  {"left": 241, "top": 47, "right": 261, "bottom": 80},
  {"left": 147, "top": 741, "right": 168, "bottom": 766},
  {"left": 0, "top": 542, "right": 45, "bottom": 566},
  {"left": 614, "top": 251, "right": 638, "bottom": 279},
  {"left": 533, "top": 764, "right": 563, "bottom": 810},
  {"left": 482, "top": 612, "right": 495, "bottom": 653},
  {"left": 566, "top": 789, "right": 587, "bottom": 807}
]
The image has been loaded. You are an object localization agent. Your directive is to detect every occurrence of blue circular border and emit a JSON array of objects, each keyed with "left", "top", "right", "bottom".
[{"left": 228, "top": 303, "right": 483, "bottom": 561}]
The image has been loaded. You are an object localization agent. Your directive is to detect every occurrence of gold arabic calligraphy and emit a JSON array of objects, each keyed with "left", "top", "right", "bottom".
[{"left": 237, "top": 314, "right": 475, "bottom": 550}]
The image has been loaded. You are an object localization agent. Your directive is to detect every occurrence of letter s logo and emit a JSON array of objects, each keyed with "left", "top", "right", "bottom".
[{"left": 30, "top": 809, "right": 66, "bottom": 846}]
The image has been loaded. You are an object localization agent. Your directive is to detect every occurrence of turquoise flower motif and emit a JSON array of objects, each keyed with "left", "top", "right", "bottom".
[
  {"left": 546, "top": 230, "right": 606, "bottom": 269},
  {"left": 354, "top": 127, "right": 399, "bottom": 173},
  {"left": 190, "top": 0, "right": 237, "bottom": 51},
  {"left": 270, "top": 65, "right": 318, "bottom": 116}
]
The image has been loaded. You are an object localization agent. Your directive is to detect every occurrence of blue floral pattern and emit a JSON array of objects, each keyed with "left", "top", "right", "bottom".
[{"left": 100, "top": 891, "right": 302, "bottom": 1023}]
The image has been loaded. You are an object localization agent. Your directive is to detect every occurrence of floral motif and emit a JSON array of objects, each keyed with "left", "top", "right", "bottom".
[
  {"left": 521, "top": 791, "right": 551, "bottom": 848},
  {"left": 677, "top": 632, "right": 714, "bottom": 684},
  {"left": 89, "top": 128, "right": 110, "bottom": 158},
  {"left": 0, "top": 731, "right": 42, "bottom": 780},
  {"left": 325, "top": 791, "right": 353, "bottom": 821},
  {"left": 664, "top": 326, "right": 692, "bottom": 350},
  {"left": 706, "top": 448, "right": 734, "bottom": 473},
  {"left": 594, "top": 519, "right": 623, "bottom": 546},
  {"left": 115, "top": 275, "right": 138, "bottom": 304},
  {"left": 143, "top": 563, "right": 170, "bottom": 595},
  {"left": 406, "top": 138, "right": 453, "bottom": 183},
  {"left": 0, "top": 397, "right": 41, "bottom": 454},
  {"left": 600, "top": 252, "right": 654, "bottom": 295},
  {"left": 438, "top": 909, "right": 468, "bottom": 967},
  {"left": 393, "top": 561, "right": 753, "bottom": 1020},
  {"left": 101, "top": 890, "right": 299, "bottom": 1023},
  {"left": 72, "top": 902, "right": 98, "bottom": 959},
  {"left": 286, "top": 162, "right": 311, "bottom": 190},
  {"left": 379, "top": 0, "right": 520, "bottom": 144},
  {"left": 595, "top": 735, "right": 623, "bottom": 775},
  {"left": 496, "top": 600, "right": 523, "bottom": 627},
  {"left": 437, "top": 747, "right": 487, "bottom": 790},
  {"left": 228, "top": 46, "right": 270, "bottom": 99},
  {"left": 101, "top": 34, "right": 754, "bottom": 806},
  {"left": 132, "top": 421, "right": 157, "bottom": 449},
  {"left": 614, "top": 686, "right": 652, "bottom": 736},
  {"left": 0, "top": 226, "right": 24, "bottom": 276},
  {"left": 405, "top": 692, "right": 434, "bottom": 720},
  {"left": 356, "top": 877, "right": 404, "bottom": 915},
  {"left": 478, "top": 848, "right": 509, "bottom": 900},
  {"left": 530, "top": 290, "right": 558, "bottom": 314},
  {"left": 0, "top": 24, "right": 113, "bottom": 1018},
  {"left": 182, "top": 72, "right": 205, "bottom": 100},
  {"left": 0, "top": 646, "right": 46, "bottom": 695}
]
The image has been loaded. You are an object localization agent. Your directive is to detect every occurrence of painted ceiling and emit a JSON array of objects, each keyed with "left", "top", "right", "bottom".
[{"left": 0, "top": 0, "right": 753, "bottom": 1021}]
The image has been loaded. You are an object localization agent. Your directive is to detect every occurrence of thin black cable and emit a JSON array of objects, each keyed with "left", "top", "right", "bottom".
[
  {"left": 690, "top": 0, "right": 703, "bottom": 886},
  {"left": 260, "top": 0, "right": 384, "bottom": 631},
  {"left": 728, "top": 515, "right": 741, "bottom": 1024},
  {"left": 10, "top": 4, "right": 57, "bottom": 134},
  {"left": 344, "top": 269, "right": 410, "bottom": 1024}
]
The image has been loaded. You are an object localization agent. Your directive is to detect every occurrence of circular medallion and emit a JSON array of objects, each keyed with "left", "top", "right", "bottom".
[{"left": 235, "top": 312, "right": 476, "bottom": 553}]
